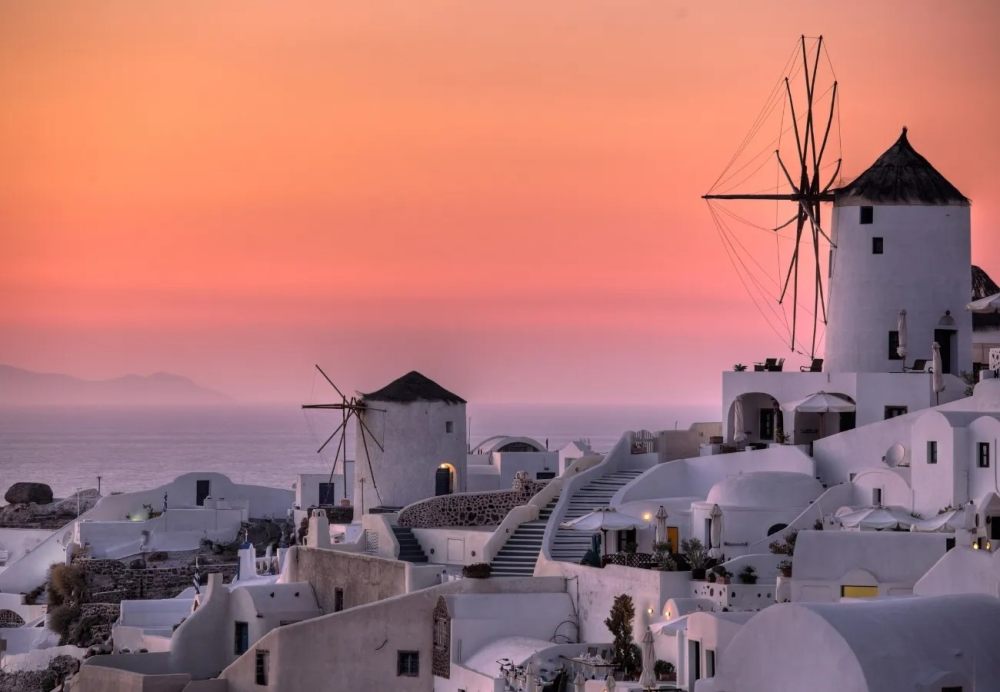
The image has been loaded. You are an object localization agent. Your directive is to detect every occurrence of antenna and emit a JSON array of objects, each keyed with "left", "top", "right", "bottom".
[
  {"left": 302, "top": 364, "right": 386, "bottom": 510},
  {"left": 704, "top": 35, "right": 841, "bottom": 359}
]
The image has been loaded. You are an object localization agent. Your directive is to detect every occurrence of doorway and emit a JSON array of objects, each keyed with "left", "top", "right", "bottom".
[
  {"left": 435, "top": 464, "right": 455, "bottom": 496},
  {"left": 934, "top": 329, "right": 956, "bottom": 374},
  {"left": 667, "top": 527, "right": 679, "bottom": 554},
  {"left": 196, "top": 479, "right": 211, "bottom": 506}
]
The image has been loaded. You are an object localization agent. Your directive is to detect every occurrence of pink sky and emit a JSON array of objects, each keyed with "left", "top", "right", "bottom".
[{"left": 2, "top": 1, "right": 999, "bottom": 405}]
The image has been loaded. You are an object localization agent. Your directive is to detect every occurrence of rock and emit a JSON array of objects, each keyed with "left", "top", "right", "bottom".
[{"left": 4, "top": 482, "right": 53, "bottom": 505}]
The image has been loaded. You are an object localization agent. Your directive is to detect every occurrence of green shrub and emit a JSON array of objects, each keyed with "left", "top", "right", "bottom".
[{"left": 462, "top": 563, "right": 492, "bottom": 579}]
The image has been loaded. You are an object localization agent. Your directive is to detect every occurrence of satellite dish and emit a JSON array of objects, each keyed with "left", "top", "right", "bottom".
[{"left": 885, "top": 443, "right": 906, "bottom": 467}]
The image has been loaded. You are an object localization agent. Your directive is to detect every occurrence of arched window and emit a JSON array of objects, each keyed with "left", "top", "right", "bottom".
[
  {"left": 766, "top": 523, "right": 788, "bottom": 536},
  {"left": 0, "top": 609, "right": 25, "bottom": 628}
]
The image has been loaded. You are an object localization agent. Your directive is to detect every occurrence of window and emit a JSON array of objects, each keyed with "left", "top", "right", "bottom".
[
  {"left": 536, "top": 471, "right": 556, "bottom": 480},
  {"left": 255, "top": 650, "right": 269, "bottom": 686},
  {"left": 859, "top": 206, "right": 873, "bottom": 224},
  {"left": 705, "top": 649, "right": 716, "bottom": 678},
  {"left": 234, "top": 621, "right": 249, "bottom": 655},
  {"left": 888, "top": 331, "right": 902, "bottom": 360},
  {"left": 942, "top": 687, "right": 963, "bottom": 692},
  {"left": 334, "top": 588, "right": 344, "bottom": 612},
  {"left": 927, "top": 440, "right": 938, "bottom": 464},
  {"left": 397, "top": 651, "right": 419, "bottom": 677},
  {"left": 872, "top": 236, "right": 884, "bottom": 254},
  {"left": 979, "top": 442, "right": 991, "bottom": 468},
  {"left": 445, "top": 421, "right": 454, "bottom": 434},
  {"left": 872, "top": 488, "right": 883, "bottom": 507},
  {"left": 841, "top": 585, "right": 878, "bottom": 598},
  {"left": 318, "top": 482, "right": 336, "bottom": 505},
  {"left": 884, "top": 406, "right": 907, "bottom": 419}
]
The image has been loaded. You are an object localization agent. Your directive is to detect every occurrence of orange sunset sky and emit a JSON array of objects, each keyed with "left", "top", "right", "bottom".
[{"left": 2, "top": 1, "right": 999, "bottom": 406}]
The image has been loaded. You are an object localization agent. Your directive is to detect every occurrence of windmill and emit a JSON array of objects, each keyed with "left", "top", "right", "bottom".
[
  {"left": 703, "top": 35, "right": 842, "bottom": 360},
  {"left": 302, "top": 364, "right": 385, "bottom": 508}
]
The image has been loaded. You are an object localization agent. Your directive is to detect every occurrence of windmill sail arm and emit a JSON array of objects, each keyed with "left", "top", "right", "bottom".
[{"left": 702, "top": 193, "right": 834, "bottom": 201}]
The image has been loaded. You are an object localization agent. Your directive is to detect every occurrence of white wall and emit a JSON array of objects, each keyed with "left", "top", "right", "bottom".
[
  {"left": 411, "top": 528, "right": 492, "bottom": 566},
  {"left": 355, "top": 400, "right": 467, "bottom": 513},
  {"left": 294, "top": 467, "right": 354, "bottom": 509},
  {"left": 826, "top": 203, "right": 971, "bottom": 375}
]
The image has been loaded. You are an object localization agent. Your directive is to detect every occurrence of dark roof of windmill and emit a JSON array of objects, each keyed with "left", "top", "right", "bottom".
[
  {"left": 835, "top": 128, "right": 968, "bottom": 206},
  {"left": 972, "top": 265, "right": 1000, "bottom": 300},
  {"left": 362, "top": 371, "right": 466, "bottom": 404}
]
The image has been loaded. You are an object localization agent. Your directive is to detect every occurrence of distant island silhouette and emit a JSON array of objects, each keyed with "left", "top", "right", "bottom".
[{"left": 0, "top": 364, "right": 229, "bottom": 406}]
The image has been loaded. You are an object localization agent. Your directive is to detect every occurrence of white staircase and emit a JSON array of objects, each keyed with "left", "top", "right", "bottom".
[
  {"left": 550, "top": 470, "right": 644, "bottom": 563},
  {"left": 489, "top": 497, "right": 559, "bottom": 577}
]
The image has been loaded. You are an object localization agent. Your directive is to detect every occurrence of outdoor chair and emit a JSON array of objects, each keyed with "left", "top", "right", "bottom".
[
  {"left": 755, "top": 357, "right": 777, "bottom": 372},
  {"left": 800, "top": 358, "right": 823, "bottom": 372},
  {"left": 906, "top": 359, "right": 928, "bottom": 372},
  {"left": 767, "top": 357, "right": 785, "bottom": 372}
]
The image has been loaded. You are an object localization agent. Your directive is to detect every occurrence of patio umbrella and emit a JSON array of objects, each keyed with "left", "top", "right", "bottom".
[
  {"left": 605, "top": 672, "right": 616, "bottom": 691},
  {"left": 709, "top": 504, "right": 724, "bottom": 559},
  {"left": 562, "top": 508, "right": 645, "bottom": 556},
  {"left": 897, "top": 310, "right": 908, "bottom": 359},
  {"left": 732, "top": 397, "right": 747, "bottom": 443},
  {"left": 932, "top": 342, "right": 945, "bottom": 404},
  {"left": 967, "top": 292, "right": 1000, "bottom": 313},
  {"left": 638, "top": 627, "right": 656, "bottom": 689},
  {"left": 784, "top": 392, "right": 855, "bottom": 440},
  {"left": 574, "top": 671, "right": 586, "bottom": 692},
  {"left": 836, "top": 506, "right": 914, "bottom": 530},
  {"left": 655, "top": 505, "right": 669, "bottom": 547}
]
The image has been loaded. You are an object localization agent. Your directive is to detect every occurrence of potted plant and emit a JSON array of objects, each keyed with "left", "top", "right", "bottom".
[
  {"left": 653, "top": 660, "right": 676, "bottom": 682},
  {"left": 712, "top": 566, "right": 733, "bottom": 584},
  {"left": 462, "top": 562, "right": 492, "bottom": 579},
  {"left": 738, "top": 565, "right": 758, "bottom": 584},
  {"left": 733, "top": 363, "right": 748, "bottom": 372},
  {"left": 681, "top": 538, "right": 708, "bottom": 579},
  {"left": 778, "top": 559, "right": 793, "bottom": 578}
]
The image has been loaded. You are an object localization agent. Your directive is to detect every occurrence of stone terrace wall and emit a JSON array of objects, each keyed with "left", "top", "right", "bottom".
[
  {"left": 75, "top": 558, "right": 238, "bottom": 604},
  {"left": 397, "top": 475, "right": 546, "bottom": 528}
]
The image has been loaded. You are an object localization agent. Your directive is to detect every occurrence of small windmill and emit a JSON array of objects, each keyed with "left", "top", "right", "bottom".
[
  {"left": 704, "top": 35, "right": 842, "bottom": 360},
  {"left": 302, "top": 365, "right": 385, "bottom": 508}
]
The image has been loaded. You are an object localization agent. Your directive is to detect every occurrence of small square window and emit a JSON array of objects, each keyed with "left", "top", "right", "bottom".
[
  {"left": 255, "top": 650, "right": 269, "bottom": 686},
  {"left": 397, "top": 650, "right": 419, "bottom": 677},
  {"left": 445, "top": 421, "right": 454, "bottom": 434},
  {"left": 979, "top": 442, "right": 991, "bottom": 468},
  {"left": 860, "top": 206, "right": 874, "bottom": 224},
  {"left": 872, "top": 237, "right": 884, "bottom": 254},
  {"left": 884, "top": 406, "right": 907, "bottom": 419},
  {"left": 927, "top": 441, "right": 938, "bottom": 464}
]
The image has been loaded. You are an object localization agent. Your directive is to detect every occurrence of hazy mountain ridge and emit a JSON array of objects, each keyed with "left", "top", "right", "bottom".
[{"left": 0, "top": 365, "right": 229, "bottom": 406}]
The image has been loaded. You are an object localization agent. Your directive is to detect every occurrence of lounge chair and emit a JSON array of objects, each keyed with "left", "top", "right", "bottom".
[
  {"left": 800, "top": 358, "right": 823, "bottom": 372},
  {"left": 768, "top": 358, "right": 785, "bottom": 372}
]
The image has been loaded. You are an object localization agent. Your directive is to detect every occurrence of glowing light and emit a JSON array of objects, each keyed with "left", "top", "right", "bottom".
[{"left": 642, "top": 512, "right": 652, "bottom": 522}]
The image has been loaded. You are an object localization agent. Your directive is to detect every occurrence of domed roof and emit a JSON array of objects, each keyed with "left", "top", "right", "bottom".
[
  {"left": 835, "top": 128, "right": 968, "bottom": 206},
  {"left": 706, "top": 471, "right": 823, "bottom": 508}
]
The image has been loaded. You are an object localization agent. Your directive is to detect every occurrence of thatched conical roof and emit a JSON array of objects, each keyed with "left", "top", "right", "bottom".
[
  {"left": 363, "top": 371, "right": 465, "bottom": 404},
  {"left": 972, "top": 265, "right": 999, "bottom": 300},
  {"left": 835, "top": 128, "right": 968, "bottom": 206}
]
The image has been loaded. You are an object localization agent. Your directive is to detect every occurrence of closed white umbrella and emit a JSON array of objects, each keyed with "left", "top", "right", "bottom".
[
  {"left": 574, "top": 671, "right": 586, "bottom": 692},
  {"left": 932, "top": 342, "right": 945, "bottom": 404},
  {"left": 897, "top": 310, "right": 908, "bottom": 359},
  {"left": 709, "top": 504, "right": 724, "bottom": 559},
  {"left": 655, "top": 505, "right": 669, "bottom": 547},
  {"left": 732, "top": 397, "right": 747, "bottom": 443},
  {"left": 638, "top": 627, "right": 656, "bottom": 689},
  {"left": 605, "top": 672, "right": 616, "bottom": 691}
]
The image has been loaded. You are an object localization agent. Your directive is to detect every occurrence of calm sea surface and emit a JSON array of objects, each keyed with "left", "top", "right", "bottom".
[{"left": 0, "top": 403, "right": 718, "bottom": 498}]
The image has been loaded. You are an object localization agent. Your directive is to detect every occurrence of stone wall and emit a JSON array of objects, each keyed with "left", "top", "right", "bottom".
[
  {"left": 397, "top": 474, "right": 547, "bottom": 528},
  {"left": 285, "top": 546, "right": 407, "bottom": 614},
  {"left": 75, "top": 558, "right": 238, "bottom": 604}
]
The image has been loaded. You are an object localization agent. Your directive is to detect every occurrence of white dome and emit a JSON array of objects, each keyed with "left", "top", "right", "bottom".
[
  {"left": 706, "top": 472, "right": 823, "bottom": 508},
  {"left": 973, "top": 378, "right": 1000, "bottom": 408}
]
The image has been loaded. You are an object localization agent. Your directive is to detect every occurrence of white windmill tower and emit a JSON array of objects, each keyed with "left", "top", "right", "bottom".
[{"left": 825, "top": 128, "right": 971, "bottom": 375}]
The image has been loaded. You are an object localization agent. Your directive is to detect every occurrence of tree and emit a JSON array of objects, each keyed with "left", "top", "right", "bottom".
[{"left": 604, "top": 594, "right": 641, "bottom": 679}]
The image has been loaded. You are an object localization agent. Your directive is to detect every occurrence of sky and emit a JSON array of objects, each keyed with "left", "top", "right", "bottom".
[{"left": 2, "top": 1, "right": 999, "bottom": 406}]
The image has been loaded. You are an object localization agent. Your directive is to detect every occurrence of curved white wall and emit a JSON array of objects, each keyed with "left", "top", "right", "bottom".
[{"left": 826, "top": 203, "right": 971, "bottom": 374}]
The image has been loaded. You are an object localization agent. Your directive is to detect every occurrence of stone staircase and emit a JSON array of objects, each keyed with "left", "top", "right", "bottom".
[
  {"left": 489, "top": 497, "right": 560, "bottom": 577},
  {"left": 550, "top": 470, "right": 644, "bottom": 563},
  {"left": 391, "top": 526, "right": 428, "bottom": 563}
]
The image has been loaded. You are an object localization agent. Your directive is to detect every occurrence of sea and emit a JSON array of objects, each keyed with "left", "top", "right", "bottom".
[{"left": 0, "top": 403, "right": 719, "bottom": 499}]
